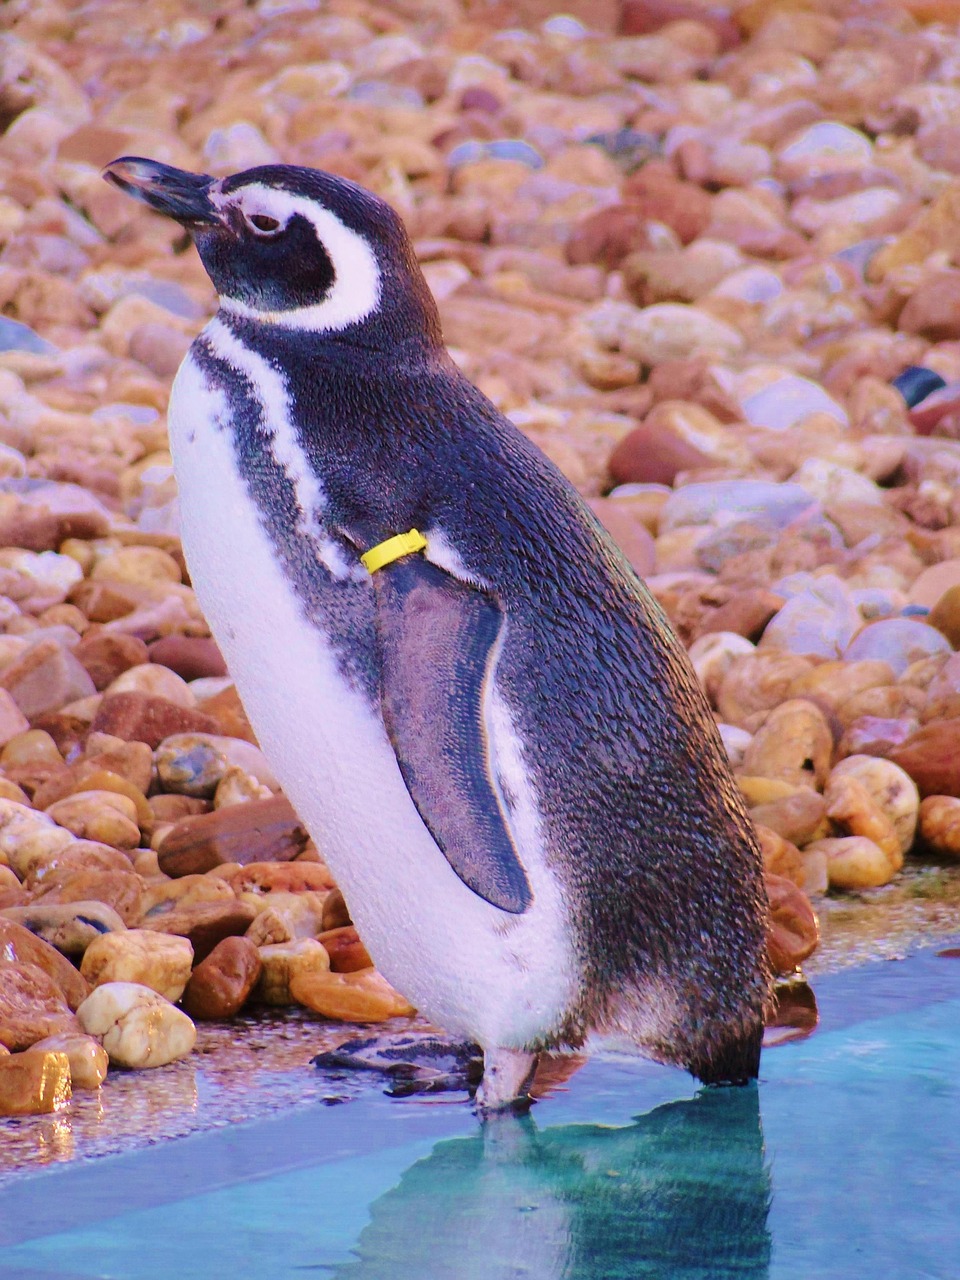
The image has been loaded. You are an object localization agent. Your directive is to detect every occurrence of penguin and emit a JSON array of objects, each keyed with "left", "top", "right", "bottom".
[{"left": 103, "top": 156, "right": 772, "bottom": 1111}]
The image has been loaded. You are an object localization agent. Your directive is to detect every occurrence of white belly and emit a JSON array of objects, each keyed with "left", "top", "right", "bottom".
[{"left": 168, "top": 346, "right": 577, "bottom": 1048}]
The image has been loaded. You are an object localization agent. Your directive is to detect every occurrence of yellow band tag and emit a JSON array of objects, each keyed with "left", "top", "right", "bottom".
[{"left": 361, "top": 528, "right": 428, "bottom": 575}]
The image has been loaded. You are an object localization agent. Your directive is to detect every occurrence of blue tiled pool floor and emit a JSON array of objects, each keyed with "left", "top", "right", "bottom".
[{"left": 1, "top": 943, "right": 958, "bottom": 1280}]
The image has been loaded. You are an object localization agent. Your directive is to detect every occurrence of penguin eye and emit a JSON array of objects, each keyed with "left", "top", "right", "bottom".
[{"left": 247, "top": 213, "right": 282, "bottom": 235}]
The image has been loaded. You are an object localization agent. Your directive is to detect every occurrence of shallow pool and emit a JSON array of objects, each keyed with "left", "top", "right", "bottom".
[{"left": 1, "top": 942, "right": 958, "bottom": 1280}]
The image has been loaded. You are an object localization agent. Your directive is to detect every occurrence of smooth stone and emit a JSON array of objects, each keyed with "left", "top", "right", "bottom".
[
  {"left": 154, "top": 734, "right": 229, "bottom": 798},
  {"left": 256, "top": 938, "right": 331, "bottom": 1006},
  {"left": 31, "top": 864, "right": 143, "bottom": 924},
  {"left": 80, "top": 929, "right": 194, "bottom": 1002},
  {"left": 697, "top": 590, "right": 784, "bottom": 643},
  {"left": 918, "top": 795, "right": 960, "bottom": 859},
  {"left": 148, "top": 636, "right": 227, "bottom": 681},
  {"left": 290, "top": 966, "right": 416, "bottom": 1024},
  {"left": 0, "top": 901, "right": 126, "bottom": 956},
  {"left": 0, "top": 317, "right": 58, "bottom": 355},
  {"left": 105, "top": 663, "right": 195, "bottom": 707},
  {"left": 44, "top": 791, "right": 141, "bottom": 849},
  {"left": 837, "top": 716, "right": 919, "bottom": 760},
  {"left": 658, "top": 480, "right": 818, "bottom": 534},
  {"left": 0, "top": 689, "right": 29, "bottom": 747},
  {"left": 892, "top": 365, "right": 946, "bottom": 409},
  {"left": 319, "top": 926, "right": 373, "bottom": 974},
  {"left": 809, "top": 835, "right": 900, "bottom": 891},
  {"left": 157, "top": 796, "right": 310, "bottom": 876},
  {"left": 778, "top": 121, "right": 872, "bottom": 177},
  {"left": 843, "top": 619, "right": 952, "bottom": 677},
  {"left": 688, "top": 631, "right": 755, "bottom": 702},
  {"left": 76, "top": 982, "right": 196, "bottom": 1069},
  {"left": 0, "top": 919, "right": 90, "bottom": 1010},
  {"left": 751, "top": 788, "right": 827, "bottom": 849},
  {"left": 906, "top": 382, "right": 960, "bottom": 435},
  {"left": 888, "top": 720, "right": 960, "bottom": 799},
  {"left": 740, "top": 699, "right": 833, "bottom": 789},
  {"left": 587, "top": 498, "right": 656, "bottom": 577},
  {"left": 244, "top": 890, "right": 329, "bottom": 948},
  {"left": 181, "top": 935, "right": 262, "bottom": 1020},
  {"left": 715, "top": 651, "right": 814, "bottom": 729},
  {"left": 0, "top": 1049, "right": 71, "bottom": 1115},
  {"left": 742, "top": 375, "right": 848, "bottom": 431},
  {"left": 29, "top": 1032, "right": 108, "bottom": 1089},
  {"left": 89, "top": 693, "right": 219, "bottom": 750},
  {"left": 718, "top": 723, "right": 753, "bottom": 769},
  {"left": 759, "top": 581, "right": 860, "bottom": 659},
  {"left": 0, "top": 480, "right": 111, "bottom": 552},
  {"left": 0, "top": 638, "right": 96, "bottom": 719},
  {"left": 140, "top": 900, "right": 258, "bottom": 963},
  {"left": 928, "top": 585, "right": 960, "bottom": 648},
  {"left": 824, "top": 773, "right": 902, "bottom": 867},
  {"left": 74, "top": 632, "right": 150, "bottom": 690},
  {"left": 908, "top": 560, "right": 960, "bottom": 608},
  {"left": 214, "top": 861, "right": 334, "bottom": 896},
  {"left": 829, "top": 756, "right": 919, "bottom": 855},
  {"left": 0, "top": 961, "right": 81, "bottom": 1050},
  {"left": 619, "top": 304, "right": 744, "bottom": 365},
  {"left": 0, "top": 801, "right": 75, "bottom": 879},
  {"left": 791, "top": 458, "right": 885, "bottom": 508},
  {"left": 765, "top": 874, "right": 819, "bottom": 976}
]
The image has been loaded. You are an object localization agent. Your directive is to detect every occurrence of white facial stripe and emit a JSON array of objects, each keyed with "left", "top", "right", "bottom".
[
  {"left": 213, "top": 183, "right": 381, "bottom": 333},
  {"left": 203, "top": 316, "right": 364, "bottom": 580}
]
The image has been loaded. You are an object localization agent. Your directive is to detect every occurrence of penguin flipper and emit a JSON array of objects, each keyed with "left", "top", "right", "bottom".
[{"left": 372, "top": 557, "right": 533, "bottom": 914}]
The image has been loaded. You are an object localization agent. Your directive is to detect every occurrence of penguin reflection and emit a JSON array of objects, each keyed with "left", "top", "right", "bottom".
[{"left": 333, "top": 1087, "right": 771, "bottom": 1280}]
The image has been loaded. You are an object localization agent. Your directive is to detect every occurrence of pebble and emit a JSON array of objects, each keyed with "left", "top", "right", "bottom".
[
  {"left": 182, "top": 935, "right": 262, "bottom": 1020},
  {"left": 843, "top": 619, "right": 953, "bottom": 677},
  {"left": 0, "top": 1049, "right": 71, "bottom": 1116},
  {"left": 76, "top": 982, "right": 196, "bottom": 1069},
  {"left": 765, "top": 874, "right": 820, "bottom": 975},
  {"left": 289, "top": 967, "right": 416, "bottom": 1024},
  {"left": 918, "top": 795, "right": 960, "bottom": 859},
  {"left": 0, "top": 962, "right": 81, "bottom": 1050},
  {"left": 29, "top": 1032, "right": 108, "bottom": 1089},
  {"left": 257, "top": 938, "right": 332, "bottom": 1007},
  {"left": 157, "top": 795, "right": 311, "bottom": 876},
  {"left": 80, "top": 929, "right": 194, "bottom": 1002}
]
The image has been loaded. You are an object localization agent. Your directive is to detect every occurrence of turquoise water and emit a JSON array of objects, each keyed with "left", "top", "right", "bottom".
[{"left": 1, "top": 946, "right": 958, "bottom": 1280}]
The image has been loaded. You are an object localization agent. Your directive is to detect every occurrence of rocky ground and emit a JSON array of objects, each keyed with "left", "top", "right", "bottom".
[{"left": 1, "top": 0, "right": 960, "bottom": 1133}]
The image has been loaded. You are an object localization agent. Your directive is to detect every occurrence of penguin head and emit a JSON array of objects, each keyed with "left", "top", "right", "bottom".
[{"left": 103, "top": 157, "right": 442, "bottom": 346}]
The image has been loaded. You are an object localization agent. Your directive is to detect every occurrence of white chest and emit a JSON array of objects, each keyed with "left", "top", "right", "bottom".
[{"left": 166, "top": 339, "right": 577, "bottom": 1049}]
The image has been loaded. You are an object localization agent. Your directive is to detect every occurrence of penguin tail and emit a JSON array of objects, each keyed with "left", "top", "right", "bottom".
[{"left": 687, "top": 1020, "right": 763, "bottom": 1087}]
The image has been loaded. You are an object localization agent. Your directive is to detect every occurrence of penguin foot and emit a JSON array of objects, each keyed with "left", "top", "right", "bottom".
[
  {"left": 311, "top": 1032, "right": 483, "bottom": 1097},
  {"left": 474, "top": 1047, "right": 539, "bottom": 1116}
]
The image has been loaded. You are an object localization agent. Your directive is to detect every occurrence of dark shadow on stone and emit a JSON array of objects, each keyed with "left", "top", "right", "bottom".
[{"left": 331, "top": 1085, "right": 771, "bottom": 1279}]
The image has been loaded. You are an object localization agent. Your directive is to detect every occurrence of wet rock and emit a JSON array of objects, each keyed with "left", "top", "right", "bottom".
[
  {"left": 0, "top": 1049, "right": 71, "bottom": 1115},
  {"left": 76, "top": 981, "right": 196, "bottom": 1068},
  {"left": 290, "top": 966, "right": 416, "bottom": 1024},
  {"left": 157, "top": 796, "right": 310, "bottom": 876},
  {"left": 182, "top": 935, "right": 262, "bottom": 1020},
  {"left": 0, "top": 901, "right": 126, "bottom": 956},
  {"left": 0, "top": 961, "right": 81, "bottom": 1050},
  {"left": 89, "top": 692, "right": 219, "bottom": 749},
  {"left": 0, "top": 919, "right": 89, "bottom": 1010},
  {"left": 80, "top": 929, "right": 193, "bottom": 1002},
  {"left": 29, "top": 1032, "right": 108, "bottom": 1089},
  {"left": 765, "top": 874, "right": 819, "bottom": 975}
]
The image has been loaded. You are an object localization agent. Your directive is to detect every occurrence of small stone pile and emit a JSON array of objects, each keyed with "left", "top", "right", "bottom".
[{"left": 3, "top": 0, "right": 960, "bottom": 1114}]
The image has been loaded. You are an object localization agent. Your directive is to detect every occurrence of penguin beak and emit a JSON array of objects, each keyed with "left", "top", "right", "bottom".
[{"left": 102, "top": 156, "right": 222, "bottom": 227}]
